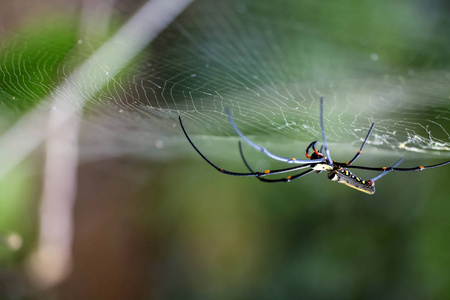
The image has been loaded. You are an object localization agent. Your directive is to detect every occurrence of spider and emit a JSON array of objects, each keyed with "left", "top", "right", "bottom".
[{"left": 179, "top": 97, "right": 450, "bottom": 194}]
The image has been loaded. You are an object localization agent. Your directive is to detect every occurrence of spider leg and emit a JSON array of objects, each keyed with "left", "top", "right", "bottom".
[
  {"left": 238, "top": 141, "right": 313, "bottom": 174},
  {"left": 238, "top": 140, "right": 257, "bottom": 172},
  {"left": 369, "top": 158, "right": 403, "bottom": 182},
  {"left": 345, "top": 123, "right": 375, "bottom": 166},
  {"left": 239, "top": 141, "right": 315, "bottom": 182},
  {"left": 179, "top": 115, "right": 314, "bottom": 177},
  {"left": 319, "top": 97, "right": 333, "bottom": 165},
  {"left": 305, "top": 141, "right": 319, "bottom": 158},
  {"left": 226, "top": 108, "right": 325, "bottom": 165},
  {"left": 254, "top": 169, "right": 316, "bottom": 183},
  {"left": 341, "top": 160, "right": 450, "bottom": 172}
]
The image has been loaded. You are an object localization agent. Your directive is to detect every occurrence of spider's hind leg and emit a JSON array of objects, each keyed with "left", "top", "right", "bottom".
[
  {"left": 238, "top": 141, "right": 314, "bottom": 182},
  {"left": 369, "top": 158, "right": 404, "bottom": 182}
]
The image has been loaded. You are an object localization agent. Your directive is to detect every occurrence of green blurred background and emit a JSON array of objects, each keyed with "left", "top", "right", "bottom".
[{"left": 0, "top": 0, "right": 449, "bottom": 299}]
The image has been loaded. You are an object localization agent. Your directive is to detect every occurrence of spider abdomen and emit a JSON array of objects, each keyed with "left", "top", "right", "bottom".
[{"left": 328, "top": 168, "right": 375, "bottom": 195}]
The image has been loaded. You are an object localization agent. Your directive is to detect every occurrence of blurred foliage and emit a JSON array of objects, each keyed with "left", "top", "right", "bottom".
[
  {"left": 0, "top": 17, "right": 79, "bottom": 112},
  {"left": 131, "top": 157, "right": 450, "bottom": 299},
  {"left": 0, "top": 162, "right": 37, "bottom": 264}
]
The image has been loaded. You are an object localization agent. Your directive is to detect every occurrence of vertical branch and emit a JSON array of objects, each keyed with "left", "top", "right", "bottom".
[
  {"left": 22, "top": 0, "right": 194, "bottom": 288},
  {"left": 28, "top": 97, "right": 81, "bottom": 287}
]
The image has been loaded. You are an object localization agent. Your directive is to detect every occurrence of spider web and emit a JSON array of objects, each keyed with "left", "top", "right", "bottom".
[
  {"left": 0, "top": 0, "right": 449, "bottom": 168},
  {"left": 0, "top": 0, "right": 449, "bottom": 293}
]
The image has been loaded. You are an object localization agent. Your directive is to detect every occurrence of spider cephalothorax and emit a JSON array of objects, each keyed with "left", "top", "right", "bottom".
[{"left": 179, "top": 97, "right": 450, "bottom": 194}]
